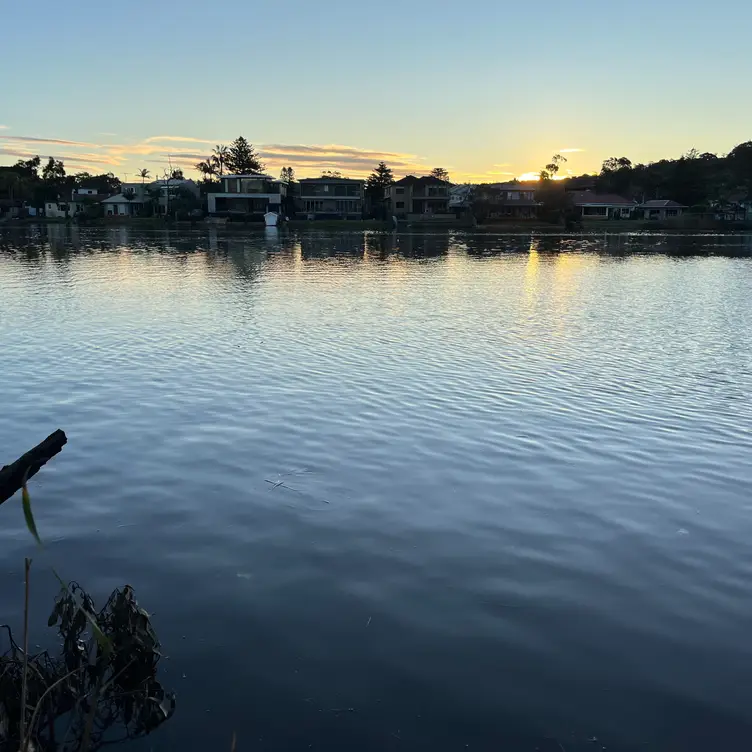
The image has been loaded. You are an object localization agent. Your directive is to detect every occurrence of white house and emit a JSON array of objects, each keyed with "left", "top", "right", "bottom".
[
  {"left": 101, "top": 179, "right": 200, "bottom": 217},
  {"left": 45, "top": 188, "right": 101, "bottom": 218},
  {"left": 207, "top": 174, "right": 286, "bottom": 216},
  {"left": 101, "top": 183, "right": 150, "bottom": 217},
  {"left": 448, "top": 184, "right": 474, "bottom": 211}
]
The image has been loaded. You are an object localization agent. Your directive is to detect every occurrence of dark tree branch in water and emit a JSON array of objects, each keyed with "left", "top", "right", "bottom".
[{"left": 0, "top": 429, "right": 67, "bottom": 505}]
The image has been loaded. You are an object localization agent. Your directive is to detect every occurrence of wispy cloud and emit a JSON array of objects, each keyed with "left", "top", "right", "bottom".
[
  {"left": 144, "top": 135, "right": 217, "bottom": 145},
  {"left": 0, "top": 135, "right": 98, "bottom": 147},
  {"left": 0, "top": 132, "right": 428, "bottom": 179},
  {"left": 0, "top": 125, "right": 8, "bottom": 130}
]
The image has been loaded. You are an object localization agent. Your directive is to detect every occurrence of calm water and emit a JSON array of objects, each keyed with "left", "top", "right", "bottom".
[{"left": 2, "top": 225, "right": 752, "bottom": 751}]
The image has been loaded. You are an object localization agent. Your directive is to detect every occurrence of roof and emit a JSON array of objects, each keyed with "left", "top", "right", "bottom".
[
  {"left": 223, "top": 173, "right": 275, "bottom": 180},
  {"left": 484, "top": 181, "right": 537, "bottom": 191},
  {"left": 639, "top": 199, "right": 687, "bottom": 208},
  {"left": 569, "top": 191, "right": 635, "bottom": 207},
  {"left": 101, "top": 194, "right": 143, "bottom": 204},
  {"left": 68, "top": 192, "right": 104, "bottom": 202},
  {"left": 394, "top": 175, "right": 450, "bottom": 187},
  {"left": 299, "top": 177, "right": 364, "bottom": 183}
]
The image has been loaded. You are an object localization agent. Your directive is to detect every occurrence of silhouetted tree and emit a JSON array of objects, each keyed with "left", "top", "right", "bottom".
[
  {"left": 279, "top": 166, "right": 295, "bottom": 183},
  {"left": 212, "top": 144, "right": 229, "bottom": 177},
  {"left": 539, "top": 154, "right": 567, "bottom": 181},
  {"left": 42, "top": 157, "right": 66, "bottom": 185},
  {"left": 429, "top": 167, "right": 450, "bottom": 182},
  {"left": 366, "top": 161, "right": 394, "bottom": 197},
  {"left": 225, "top": 137, "right": 264, "bottom": 174}
]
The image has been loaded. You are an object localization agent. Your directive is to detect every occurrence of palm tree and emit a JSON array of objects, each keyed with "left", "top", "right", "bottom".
[
  {"left": 211, "top": 144, "right": 228, "bottom": 177},
  {"left": 138, "top": 168, "right": 150, "bottom": 185},
  {"left": 195, "top": 160, "right": 217, "bottom": 181}
]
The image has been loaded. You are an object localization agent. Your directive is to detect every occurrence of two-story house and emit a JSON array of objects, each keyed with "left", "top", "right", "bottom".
[
  {"left": 207, "top": 174, "right": 285, "bottom": 217},
  {"left": 298, "top": 177, "right": 364, "bottom": 219},
  {"left": 469, "top": 181, "right": 540, "bottom": 220},
  {"left": 45, "top": 188, "right": 102, "bottom": 218},
  {"left": 385, "top": 176, "right": 451, "bottom": 218}
]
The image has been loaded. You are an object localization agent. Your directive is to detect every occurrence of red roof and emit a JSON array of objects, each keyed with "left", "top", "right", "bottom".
[{"left": 569, "top": 191, "right": 635, "bottom": 207}]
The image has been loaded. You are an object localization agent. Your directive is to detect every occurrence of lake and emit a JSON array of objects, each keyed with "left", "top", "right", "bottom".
[{"left": 1, "top": 225, "right": 752, "bottom": 751}]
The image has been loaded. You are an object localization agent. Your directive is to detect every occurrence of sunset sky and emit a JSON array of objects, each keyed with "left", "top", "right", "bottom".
[{"left": 2, "top": 0, "right": 750, "bottom": 183}]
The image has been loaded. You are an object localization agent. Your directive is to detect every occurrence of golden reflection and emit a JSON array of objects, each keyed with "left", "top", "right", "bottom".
[{"left": 523, "top": 236, "right": 540, "bottom": 306}]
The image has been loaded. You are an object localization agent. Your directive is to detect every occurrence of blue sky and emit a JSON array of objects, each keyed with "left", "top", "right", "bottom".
[{"left": 1, "top": 0, "right": 750, "bottom": 181}]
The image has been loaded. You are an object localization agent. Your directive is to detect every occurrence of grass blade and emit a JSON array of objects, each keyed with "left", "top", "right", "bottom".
[{"left": 22, "top": 481, "right": 42, "bottom": 546}]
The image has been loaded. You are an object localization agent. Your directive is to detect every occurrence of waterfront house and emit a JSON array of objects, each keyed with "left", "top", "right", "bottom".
[
  {"left": 207, "top": 173, "right": 285, "bottom": 217},
  {"left": 298, "top": 177, "right": 364, "bottom": 219},
  {"left": 638, "top": 199, "right": 686, "bottom": 220},
  {"left": 385, "top": 175, "right": 451, "bottom": 218},
  {"left": 101, "top": 183, "right": 151, "bottom": 217},
  {"left": 0, "top": 198, "right": 23, "bottom": 220},
  {"left": 151, "top": 178, "right": 200, "bottom": 216},
  {"left": 44, "top": 188, "right": 102, "bottom": 219},
  {"left": 448, "top": 184, "right": 474, "bottom": 212},
  {"left": 472, "top": 181, "right": 539, "bottom": 219},
  {"left": 568, "top": 191, "right": 636, "bottom": 219}
]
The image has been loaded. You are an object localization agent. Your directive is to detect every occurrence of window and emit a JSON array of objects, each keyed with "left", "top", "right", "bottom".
[
  {"left": 395, "top": 187, "right": 405, "bottom": 195},
  {"left": 396, "top": 201, "right": 405, "bottom": 209},
  {"left": 583, "top": 206, "right": 607, "bottom": 216}
]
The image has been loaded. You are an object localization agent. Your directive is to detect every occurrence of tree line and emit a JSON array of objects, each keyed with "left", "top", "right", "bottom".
[
  {"left": 593, "top": 141, "right": 752, "bottom": 208},
  {"left": 0, "top": 155, "right": 189, "bottom": 206}
]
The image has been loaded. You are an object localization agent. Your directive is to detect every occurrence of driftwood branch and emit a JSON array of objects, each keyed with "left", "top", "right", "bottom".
[{"left": 0, "top": 429, "right": 67, "bottom": 506}]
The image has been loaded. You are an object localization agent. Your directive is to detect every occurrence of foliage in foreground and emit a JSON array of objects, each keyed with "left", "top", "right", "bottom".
[
  {"left": 0, "top": 450, "right": 174, "bottom": 752},
  {"left": 0, "top": 577, "right": 174, "bottom": 752}
]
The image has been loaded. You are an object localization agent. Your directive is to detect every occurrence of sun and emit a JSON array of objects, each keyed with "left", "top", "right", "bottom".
[{"left": 516, "top": 172, "right": 567, "bottom": 182}]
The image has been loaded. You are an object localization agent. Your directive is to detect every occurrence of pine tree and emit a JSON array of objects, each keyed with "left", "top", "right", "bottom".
[
  {"left": 366, "top": 161, "right": 394, "bottom": 200},
  {"left": 279, "top": 166, "right": 295, "bottom": 183},
  {"left": 225, "top": 137, "right": 265, "bottom": 175},
  {"left": 429, "top": 167, "right": 450, "bottom": 182}
]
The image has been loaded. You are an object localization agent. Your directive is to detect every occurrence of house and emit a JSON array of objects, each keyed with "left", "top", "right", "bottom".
[
  {"left": 448, "top": 184, "right": 474, "bottom": 212},
  {"left": 568, "top": 191, "right": 636, "bottom": 219},
  {"left": 44, "top": 188, "right": 103, "bottom": 218},
  {"left": 150, "top": 178, "right": 200, "bottom": 216},
  {"left": 473, "top": 181, "right": 539, "bottom": 219},
  {"left": 0, "top": 199, "right": 24, "bottom": 220},
  {"left": 207, "top": 174, "right": 286, "bottom": 217},
  {"left": 101, "top": 183, "right": 151, "bottom": 217},
  {"left": 385, "top": 175, "right": 451, "bottom": 218},
  {"left": 638, "top": 199, "right": 686, "bottom": 220},
  {"left": 298, "top": 177, "right": 364, "bottom": 219},
  {"left": 709, "top": 192, "right": 751, "bottom": 221}
]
